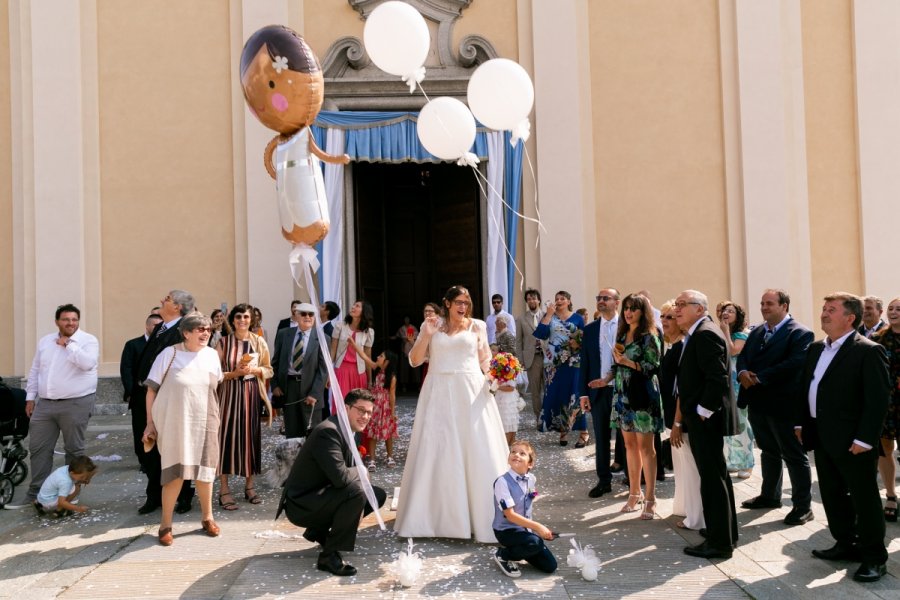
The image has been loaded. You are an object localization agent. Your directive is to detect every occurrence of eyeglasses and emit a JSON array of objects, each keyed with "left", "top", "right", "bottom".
[
  {"left": 673, "top": 301, "right": 702, "bottom": 309},
  {"left": 452, "top": 300, "right": 471, "bottom": 307},
  {"left": 192, "top": 326, "right": 211, "bottom": 332},
  {"left": 596, "top": 295, "right": 615, "bottom": 302},
  {"left": 492, "top": 300, "right": 503, "bottom": 304},
  {"left": 623, "top": 306, "right": 640, "bottom": 312},
  {"left": 234, "top": 314, "right": 252, "bottom": 320},
  {"left": 662, "top": 315, "right": 677, "bottom": 321},
  {"left": 423, "top": 309, "right": 436, "bottom": 314},
  {"left": 298, "top": 311, "right": 315, "bottom": 317},
  {"left": 349, "top": 404, "right": 373, "bottom": 418}
]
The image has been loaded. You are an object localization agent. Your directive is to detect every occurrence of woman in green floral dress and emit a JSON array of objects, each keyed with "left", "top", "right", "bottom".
[
  {"left": 611, "top": 293, "right": 663, "bottom": 519},
  {"left": 718, "top": 301, "right": 755, "bottom": 478}
]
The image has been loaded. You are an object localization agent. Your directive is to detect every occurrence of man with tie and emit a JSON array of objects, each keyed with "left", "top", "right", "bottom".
[
  {"left": 579, "top": 288, "right": 620, "bottom": 497},
  {"left": 799, "top": 293, "right": 890, "bottom": 582},
  {"left": 120, "top": 314, "right": 163, "bottom": 405},
  {"left": 279, "top": 388, "right": 387, "bottom": 576},
  {"left": 736, "top": 289, "right": 814, "bottom": 525},
  {"left": 859, "top": 296, "right": 886, "bottom": 338},
  {"left": 273, "top": 303, "right": 329, "bottom": 438},
  {"left": 673, "top": 290, "right": 738, "bottom": 559},
  {"left": 131, "top": 289, "right": 196, "bottom": 515},
  {"left": 515, "top": 289, "right": 545, "bottom": 423}
]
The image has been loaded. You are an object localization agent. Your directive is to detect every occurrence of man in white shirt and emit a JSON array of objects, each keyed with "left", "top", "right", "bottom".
[
  {"left": 25, "top": 304, "right": 99, "bottom": 502},
  {"left": 486, "top": 294, "right": 516, "bottom": 344},
  {"left": 799, "top": 293, "right": 890, "bottom": 583}
]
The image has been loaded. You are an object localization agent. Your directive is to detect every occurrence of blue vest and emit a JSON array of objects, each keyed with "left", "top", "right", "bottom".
[{"left": 492, "top": 472, "right": 533, "bottom": 531}]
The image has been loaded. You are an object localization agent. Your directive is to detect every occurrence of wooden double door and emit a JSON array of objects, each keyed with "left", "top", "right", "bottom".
[{"left": 353, "top": 162, "right": 483, "bottom": 356}]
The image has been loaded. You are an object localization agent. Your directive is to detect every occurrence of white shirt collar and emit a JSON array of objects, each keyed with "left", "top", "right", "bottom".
[{"left": 825, "top": 329, "right": 855, "bottom": 349}]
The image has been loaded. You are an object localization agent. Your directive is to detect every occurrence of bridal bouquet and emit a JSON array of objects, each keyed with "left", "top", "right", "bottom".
[{"left": 489, "top": 352, "right": 523, "bottom": 385}]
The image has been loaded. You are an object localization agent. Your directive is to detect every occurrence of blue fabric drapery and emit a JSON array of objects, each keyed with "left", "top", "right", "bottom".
[{"left": 311, "top": 110, "right": 523, "bottom": 302}]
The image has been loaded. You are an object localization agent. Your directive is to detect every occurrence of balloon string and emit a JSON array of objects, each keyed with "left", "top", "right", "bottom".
[
  {"left": 472, "top": 160, "right": 545, "bottom": 232},
  {"left": 522, "top": 144, "right": 542, "bottom": 250},
  {"left": 289, "top": 250, "right": 385, "bottom": 530},
  {"left": 470, "top": 166, "right": 526, "bottom": 292}
]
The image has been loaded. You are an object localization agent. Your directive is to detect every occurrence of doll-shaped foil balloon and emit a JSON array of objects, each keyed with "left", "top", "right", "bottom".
[{"left": 240, "top": 25, "right": 349, "bottom": 246}]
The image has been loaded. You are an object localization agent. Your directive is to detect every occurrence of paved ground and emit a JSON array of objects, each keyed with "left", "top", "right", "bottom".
[{"left": 1, "top": 396, "right": 898, "bottom": 599}]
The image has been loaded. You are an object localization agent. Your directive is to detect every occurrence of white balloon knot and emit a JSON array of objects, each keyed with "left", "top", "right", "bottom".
[
  {"left": 456, "top": 152, "right": 480, "bottom": 168},
  {"left": 289, "top": 244, "right": 320, "bottom": 273},
  {"left": 511, "top": 119, "right": 532, "bottom": 146},
  {"left": 401, "top": 66, "right": 426, "bottom": 93}
]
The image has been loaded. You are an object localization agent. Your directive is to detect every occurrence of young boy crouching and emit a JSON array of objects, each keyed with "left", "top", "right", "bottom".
[
  {"left": 33, "top": 455, "right": 97, "bottom": 518},
  {"left": 491, "top": 440, "right": 558, "bottom": 577}
]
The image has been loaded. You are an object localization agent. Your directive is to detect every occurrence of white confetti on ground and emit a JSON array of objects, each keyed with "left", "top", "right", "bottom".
[
  {"left": 96, "top": 433, "right": 109, "bottom": 439},
  {"left": 253, "top": 529, "right": 304, "bottom": 540},
  {"left": 89, "top": 454, "right": 123, "bottom": 462}
]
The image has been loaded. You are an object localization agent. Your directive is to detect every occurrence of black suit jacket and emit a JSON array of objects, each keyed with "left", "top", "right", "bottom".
[
  {"left": 578, "top": 319, "right": 606, "bottom": 404},
  {"left": 283, "top": 416, "right": 357, "bottom": 517},
  {"left": 130, "top": 322, "right": 183, "bottom": 411},
  {"left": 277, "top": 317, "right": 293, "bottom": 332},
  {"left": 677, "top": 316, "right": 731, "bottom": 433},
  {"left": 736, "top": 318, "right": 813, "bottom": 416},
  {"left": 120, "top": 335, "right": 147, "bottom": 401},
  {"left": 799, "top": 332, "right": 890, "bottom": 454},
  {"left": 272, "top": 326, "right": 329, "bottom": 404},
  {"left": 660, "top": 340, "right": 683, "bottom": 430}
]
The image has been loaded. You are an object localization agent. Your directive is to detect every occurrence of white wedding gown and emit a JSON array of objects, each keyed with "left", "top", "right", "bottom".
[{"left": 394, "top": 319, "right": 509, "bottom": 543}]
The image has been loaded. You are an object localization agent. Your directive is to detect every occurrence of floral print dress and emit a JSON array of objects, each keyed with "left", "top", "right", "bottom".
[
  {"left": 875, "top": 328, "right": 900, "bottom": 440},
  {"left": 725, "top": 331, "right": 755, "bottom": 470},
  {"left": 534, "top": 313, "right": 585, "bottom": 433},
  {"left": 611, "top": 332, "right": 664, "bottom": 434}
]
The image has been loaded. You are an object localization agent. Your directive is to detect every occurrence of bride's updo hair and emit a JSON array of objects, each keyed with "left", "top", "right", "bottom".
[{"left": 442, "top": 285, "right": 473, "bottom": 318}]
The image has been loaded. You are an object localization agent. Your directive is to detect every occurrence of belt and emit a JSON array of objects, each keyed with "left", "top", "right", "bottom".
[
  {"left": 43, "top": 398, "right": 71, "bottom": 402},
  {"left": 287, "top": 374, "right": 303, "bottom": 381}
]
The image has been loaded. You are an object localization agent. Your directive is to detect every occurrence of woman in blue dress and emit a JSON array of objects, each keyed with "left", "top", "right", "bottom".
[
  {"left": 717, "top": 301, "right": 755, "bottom": 478},
  {"left": 534, "top": 291, "right": 587, "bottom": 446}
]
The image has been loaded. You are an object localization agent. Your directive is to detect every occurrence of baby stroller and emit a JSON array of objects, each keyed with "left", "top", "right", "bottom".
[{"left": 0, "top": 378, "right": 29, "bottom": 507}]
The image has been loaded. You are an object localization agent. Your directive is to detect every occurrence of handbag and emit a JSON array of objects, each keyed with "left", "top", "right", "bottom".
[
  {"left": 143, "top": 347, "right": 177, "bottom": 453},
  {"left": 627, "top": 369, "right": 652, "bottom": 411}
]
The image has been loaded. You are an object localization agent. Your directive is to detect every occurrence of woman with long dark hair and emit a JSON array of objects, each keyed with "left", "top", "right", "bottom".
[
  {"left": 610, "top": 293, "right": 663, "bottom": 518},
  {"left": 718, "top": 300, "right": 755, "bottom": 479},
  {"left": 330, "top": 300, "right": 375, "bottom": 413},
  {"left": 395, "top": 285, "right": 508, "bottom": 543}
]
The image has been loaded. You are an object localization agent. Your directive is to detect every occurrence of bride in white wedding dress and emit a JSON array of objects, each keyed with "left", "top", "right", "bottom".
[{"left": 394, "top": 285, "right": 509, "bottom": 543}]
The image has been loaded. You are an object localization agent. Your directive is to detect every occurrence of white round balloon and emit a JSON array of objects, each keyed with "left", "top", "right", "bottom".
[
  {"left": 364, "top": 1, "right": 430, "bottom": 78},
  {"left": 417, "top": 97, "right": 476, "bottom": 160},
  {"left": 467, "top": 58, "right": 534, "bottom": 131}
]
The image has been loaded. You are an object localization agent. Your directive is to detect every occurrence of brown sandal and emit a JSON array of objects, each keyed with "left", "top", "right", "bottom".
[
  {"left": 201, "top": 519, "right": 220, "bottom": 537},
  {"left": 218, "top": 492, "right": 239, "bottom": 511},
  {"left": 158, "top": 527, "right": 173, "bottom": 546}
]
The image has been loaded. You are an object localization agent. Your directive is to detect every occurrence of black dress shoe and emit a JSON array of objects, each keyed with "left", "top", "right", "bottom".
[
  {"left": 740, "top": 496, "right": 782, "bottom": 509},
  {"left": 588, "top": 483, "right": 612, "bottom": 498},
  {"left": 853, "top": 562, "right": 887, "bottom": 583},
  {"left": 812, "top": 543, "right": 860, "bottom": 562},
  {"left": 138, "top": 500, "right": 160, "bottom": 515},
  {"left": 684, "top": 541, "right": 732, "bottom": 559},
  {"left": 783, "top": 507, "right": 813, "bottom": 526},
  {"left": 316, "top": 551, "right": 357, "bottom": 576},
  {"left": 174, "top": 498, "right": 193, "bottom": 514}
]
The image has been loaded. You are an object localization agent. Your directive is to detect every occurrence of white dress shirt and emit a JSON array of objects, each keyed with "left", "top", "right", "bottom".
[
  {"left": 26, "top": 328, "right": 99, "bottom": 401},
  {"left": 599, "top": 314, "right": 619, "bottom": 379},
  {"left": 806, "top": 330, "right": 870, "bottom": 448}
]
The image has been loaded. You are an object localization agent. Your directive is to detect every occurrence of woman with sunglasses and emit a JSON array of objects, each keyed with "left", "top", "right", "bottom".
[
  {"left": 611, "top": 293, "right": 663, "bottom": 519},
  {"left": 142, "top": 312, "right": 223, "bottom": 545},
  {"left": 216, "top": 303, "right": 274, "bottom": 510},
  {"left": 395, "top": 285, "right": 508, "bottom": 543}
]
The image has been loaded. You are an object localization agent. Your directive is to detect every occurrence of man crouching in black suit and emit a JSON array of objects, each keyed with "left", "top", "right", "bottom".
[
  {"left": 279, "top": 388, "right": 386, "bottom": 576},
  {"left": 799, "top": 293, "right": 890, "bottom": 583}
]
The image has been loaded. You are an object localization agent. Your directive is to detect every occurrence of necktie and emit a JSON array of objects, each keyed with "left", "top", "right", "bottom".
[
  {"left": 763, "top": 327, "right": 774, "bottom": 345},
  {"left": 533, "top": 312, "right": 539, "bottom": 328},
  {"left": 292, "top": 330, "right": 305, "bottom": 371},
  {"left": 155, "top": 325, "right": 166, "bottom": 339}
]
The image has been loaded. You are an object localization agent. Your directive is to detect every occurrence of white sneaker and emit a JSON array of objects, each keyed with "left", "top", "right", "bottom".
[{"left": 492, "top": 548, "right": 521, "bottom": 578}]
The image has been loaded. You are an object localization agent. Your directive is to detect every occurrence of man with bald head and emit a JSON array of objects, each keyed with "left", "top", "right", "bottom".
[{"left": 673, "top": 290, "right": 738, "bottom": 559}]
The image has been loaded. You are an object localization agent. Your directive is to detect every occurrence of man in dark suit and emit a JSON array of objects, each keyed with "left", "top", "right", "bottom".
[
  {"left": 736, "top": 289, "right": 814, "bottom": 525},
  {"left": 273, "top": 303, "right": 329, "bottom": 438},
  {"left": 674, "top": 290, "right": 737, "bottom": 559},
  {"left": 799, "top": 292, "right": 890, "bottom": 583},
  {"left": 320, "top": 301, "right": 340, "bottom": 339},
  {"left": 120, "top": 314, "right": 162, "bottom": 404},
  {"left": 279, "top": 389, "right": 387, "bottom": 576},
  {"left": 579, "top": 288, "right": 620, "bottom": 498},
  {"left": 858, "top": 295, "right": 886, "bottom": 338},
  {"left": 276, "top": 300, "right": 302, "bottom": 332},
  {"left": 131, "top": 289, "right": 196, "bottom": 515}
]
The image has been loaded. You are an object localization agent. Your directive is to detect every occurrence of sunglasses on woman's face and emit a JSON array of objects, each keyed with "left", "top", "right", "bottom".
[{"left": 193, "top": 327, "right": 211, "bottom": 333}]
